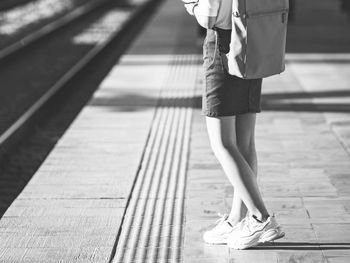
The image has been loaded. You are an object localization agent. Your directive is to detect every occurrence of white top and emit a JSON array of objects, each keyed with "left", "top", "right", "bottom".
[{"left": 195, "top": 0, "right": 232, "bottom": 29}]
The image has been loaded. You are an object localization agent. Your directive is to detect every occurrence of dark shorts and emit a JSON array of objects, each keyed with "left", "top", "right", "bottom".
[{"left": 202, "top": 28, "right": 263, "bottom": 117}]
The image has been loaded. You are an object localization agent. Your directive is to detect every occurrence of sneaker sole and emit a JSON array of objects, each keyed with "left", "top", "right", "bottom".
[
  {"left": 228, "top": 230, "right": 285, "bottom": 249},
  {"left": 228, "top": 235, "right": 260, "bottom": 250},
  {"left": 259, "top": 229, "right": 285, "bottom": 243}
]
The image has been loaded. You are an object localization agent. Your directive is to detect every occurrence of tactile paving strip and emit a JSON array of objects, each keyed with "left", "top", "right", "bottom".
[{"left": 111, "top": 54, "right": 201, "bottom": 263}]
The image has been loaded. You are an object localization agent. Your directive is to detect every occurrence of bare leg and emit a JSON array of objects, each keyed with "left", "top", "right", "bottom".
[
  {"left": 228, "top": 113, "right": 258, "bottom": 224},
  {"left": 205, "top": 115, "right": 268, "bottom": 221}
]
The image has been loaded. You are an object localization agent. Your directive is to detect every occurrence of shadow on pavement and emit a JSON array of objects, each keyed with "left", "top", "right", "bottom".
[
  {"left": 253, "top": 242, "right": 350, "bottom": 250},
  {"left": 89, "top": 90, "right": 350, "bottom": 113}
]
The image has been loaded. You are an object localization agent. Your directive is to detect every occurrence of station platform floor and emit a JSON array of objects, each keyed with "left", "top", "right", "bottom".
[{"left": 1, "top": 0, "right": 350, "bottom": 262}]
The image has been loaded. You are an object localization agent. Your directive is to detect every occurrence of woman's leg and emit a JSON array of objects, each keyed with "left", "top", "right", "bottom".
[
  {"left": 205, "top": 115, "right": 268, "bottom": 221},
  {"left": 227, "top": 113, "right": 258, "bottom": 224}
]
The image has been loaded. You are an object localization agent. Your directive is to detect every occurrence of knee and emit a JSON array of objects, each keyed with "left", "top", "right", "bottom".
[
  {"left": 210, "top": 137, "right": 238, "bottom": 157},
  {"left": 237, "top": 138, "right": 255, "bottom": 158}
]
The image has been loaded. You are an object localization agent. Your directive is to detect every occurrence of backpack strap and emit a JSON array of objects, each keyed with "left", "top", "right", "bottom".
[{"left": 208, "top": 27, "right": 218, "bottom": 69}]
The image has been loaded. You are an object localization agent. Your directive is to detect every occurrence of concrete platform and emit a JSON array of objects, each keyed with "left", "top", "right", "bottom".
[{"left": 1, "top": 0, "right": 350, "bottom": 262}]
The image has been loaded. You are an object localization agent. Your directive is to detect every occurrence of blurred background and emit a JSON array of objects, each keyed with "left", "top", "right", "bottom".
[{"left": 286, "top": 0, "right": 350, "bottom": 52}]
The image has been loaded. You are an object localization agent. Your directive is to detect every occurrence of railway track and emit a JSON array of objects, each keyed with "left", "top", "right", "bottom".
[
  {"left": 0, "top": 0, "right": 33, "bottom": 10},
  {"left": 0, "top": 0, "right": 111, "bottom": 61},
  {"left": 0, "top": 0, "right": 161, "bottom": 160}
]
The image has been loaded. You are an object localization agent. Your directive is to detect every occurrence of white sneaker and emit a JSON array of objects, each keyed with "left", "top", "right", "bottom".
[
  {"left": 227, "top": 214, "right": 285, "bottom": 249},
  {"left": 203, "top": 214, "right": 236, "bottom": 244}
]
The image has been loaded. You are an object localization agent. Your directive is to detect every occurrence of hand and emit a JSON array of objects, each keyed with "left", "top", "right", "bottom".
[{"left": 184, "top": 1, "right": 198, "bottom": 16}]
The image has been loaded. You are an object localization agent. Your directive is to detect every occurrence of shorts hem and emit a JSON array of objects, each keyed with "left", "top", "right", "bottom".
[{"left": 201, "top": 109, "right": 261, "bottom": 117}]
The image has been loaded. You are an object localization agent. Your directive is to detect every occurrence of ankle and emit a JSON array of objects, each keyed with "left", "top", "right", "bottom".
[
  {"left": 249, "top": 209, "right": 269, "bottom": 222},
  {"left": 226, "top": 216, "right": 240, "bottom": 226},
  {"left": 228, "top": 210, "right": 248, "bottom": 224},
  {"left": 252, "top": 213, "right": 270, "bottom": 223}
]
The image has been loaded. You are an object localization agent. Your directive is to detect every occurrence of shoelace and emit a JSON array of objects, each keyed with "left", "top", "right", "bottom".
[
  {"left": 239, "top": 216, "right": 253, "bottom": 233},
  {"left": 243, "top": 215, "right": 271, "bottom": 233},
  {"left": 214, "top": 213, "right": 228, "bottom": 225},
  {"left": 233, "top": 216, "right": 249, "bottom": 231}
]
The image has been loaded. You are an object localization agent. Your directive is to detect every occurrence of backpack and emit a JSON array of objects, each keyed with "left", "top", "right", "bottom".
[{"left": 221, "top": 0, "right": 289, "bottom": 79}]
